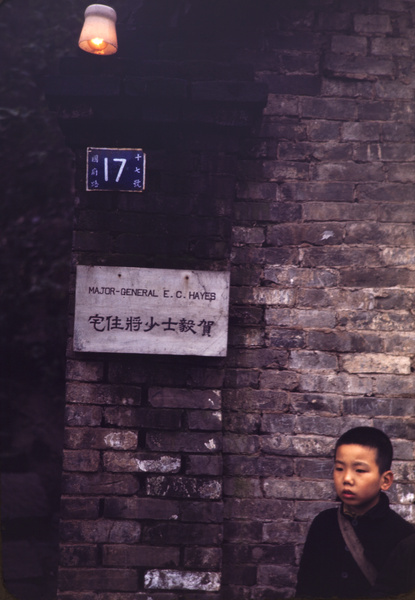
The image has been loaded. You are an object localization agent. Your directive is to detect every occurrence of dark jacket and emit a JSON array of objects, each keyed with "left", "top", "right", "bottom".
[
  {"left": 372, "top": 533, "right": 415, "bottom": 597},
  {"left": 296, "top": 493, "right": 414, "bottom": 599}
]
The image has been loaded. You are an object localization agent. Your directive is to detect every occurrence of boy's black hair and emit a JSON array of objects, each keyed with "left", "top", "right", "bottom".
[{"left": 334, "top": 426, "right": 393, "bottom": 474}]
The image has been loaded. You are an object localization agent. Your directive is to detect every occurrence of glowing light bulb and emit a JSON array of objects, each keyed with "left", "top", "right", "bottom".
[
  {"left": 89, "top": 37, "right": 107, "bottom": 53},
  {"left": 78, "top": 5, "right": 117, "bottom": 55},
  {"left": 91, "top": 37, "right": 105, "bottom": 47}
]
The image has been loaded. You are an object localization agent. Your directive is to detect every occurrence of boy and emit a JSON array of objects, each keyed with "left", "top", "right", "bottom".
[{"left": 295, "top": 427, "right": 414, "bottom": 598}]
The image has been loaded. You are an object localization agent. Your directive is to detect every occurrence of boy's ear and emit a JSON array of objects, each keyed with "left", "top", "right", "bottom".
[{"left": 381, "top": 470, "right": 394, "bottom": 491}]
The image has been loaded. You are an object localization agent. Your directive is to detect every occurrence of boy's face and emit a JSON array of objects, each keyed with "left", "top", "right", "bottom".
[{"left": 334, "top": 444, "right": 393, "bottom": 515}]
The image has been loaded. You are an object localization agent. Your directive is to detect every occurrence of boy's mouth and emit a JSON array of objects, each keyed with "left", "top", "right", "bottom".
[{"left": 341, "top": 490, "right": 356, "bottom": 499}]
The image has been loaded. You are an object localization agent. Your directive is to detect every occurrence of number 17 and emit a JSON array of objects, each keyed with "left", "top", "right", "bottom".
[{"left": 104, "top": 157, "right": 127, "bottom": 182}]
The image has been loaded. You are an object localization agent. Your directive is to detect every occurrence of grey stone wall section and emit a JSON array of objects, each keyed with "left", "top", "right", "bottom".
[{"left": 224, "top": 1, "right": 415, "bottom": 598}]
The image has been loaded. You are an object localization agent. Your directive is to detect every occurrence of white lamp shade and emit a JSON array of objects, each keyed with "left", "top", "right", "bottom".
[{"left": 78, "top": 4, "right": 118, "bottom": 55}]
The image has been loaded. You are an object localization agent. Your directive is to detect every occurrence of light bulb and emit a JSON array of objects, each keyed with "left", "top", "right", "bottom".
[{"left": 78, "top": 4, "right": 117, "bottom": 56}]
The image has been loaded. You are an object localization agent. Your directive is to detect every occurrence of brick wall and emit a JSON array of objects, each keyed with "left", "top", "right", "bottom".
[{"left": 46, "top": 1, "right": 415, "bottom": 598}]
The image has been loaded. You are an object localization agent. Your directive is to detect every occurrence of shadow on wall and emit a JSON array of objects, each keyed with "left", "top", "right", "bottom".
[
  {"left": 0, "top": 2, "right": 76, "bottom": 598},
  {"left": 0, "top": 384, "right": 67, "bottom": 600}
]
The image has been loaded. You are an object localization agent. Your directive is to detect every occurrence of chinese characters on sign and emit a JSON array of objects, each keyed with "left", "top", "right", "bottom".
[
  {"left": 88, "top": 314, "right": 216, "bottom": 336},
  {"left": 87, "top": 147, "right": 146, "bottom": 192},
  {"left": 74, "top": 266, "right": 230, "bottom": 356}
]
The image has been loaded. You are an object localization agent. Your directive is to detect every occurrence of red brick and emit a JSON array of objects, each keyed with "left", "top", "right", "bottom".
[
  {"left": 61, "top": 473, "right": 139, "bottom": 496},
  {"left": 102, "top": 545, "right": 180, "bottom": 567},
  {"left": 58, "top": 568, "right": 138, "bottom": 592}
]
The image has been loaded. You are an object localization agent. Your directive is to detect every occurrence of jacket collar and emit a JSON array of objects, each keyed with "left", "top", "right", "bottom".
[{"left": 342, "top": 491, "right": 389, "bottom": 521}]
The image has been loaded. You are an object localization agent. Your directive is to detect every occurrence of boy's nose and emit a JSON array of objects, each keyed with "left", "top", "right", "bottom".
[{"left": 343, "top": 470, "right": 354, "bottom": 484}]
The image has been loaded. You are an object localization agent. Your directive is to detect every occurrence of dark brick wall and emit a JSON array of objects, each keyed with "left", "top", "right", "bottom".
[
  {"left": 46, "top": 1, "right": 415, "bottom": 598},
  {"left": 223, "top": 2, "right": 415, "bottom": 598}
]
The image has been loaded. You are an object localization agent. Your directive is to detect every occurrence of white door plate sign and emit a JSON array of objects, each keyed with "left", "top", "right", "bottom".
[{"left": 74, "top": 265, "right": 230, "bottom": 356}]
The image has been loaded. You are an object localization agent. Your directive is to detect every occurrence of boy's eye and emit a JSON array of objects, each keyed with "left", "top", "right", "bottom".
[
  {"left": 335, "top": 467, "right": 343, "bottom": 471},
  {"left": 356, "top": 469, "right": 367, "bottom": 473}
]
